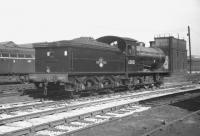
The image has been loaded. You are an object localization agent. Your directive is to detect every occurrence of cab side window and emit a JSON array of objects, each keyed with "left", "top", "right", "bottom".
[
  {"left": 128, "top": 45, "right": 132, "bottom": 55},
  {"left": 127, "top": 45, "right": 136, "bottom": 56},
  {"left": 132, "top": 46, "right": 136, "bottom": 56}
]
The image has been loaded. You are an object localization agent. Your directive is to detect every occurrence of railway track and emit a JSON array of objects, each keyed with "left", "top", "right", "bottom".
[
  {"left": 0, "top": 83, "right": 199, "bottom": 136},
  {"left": 0, "top": 82, "right": 192, "bottom": 112},
  {"left": 0, "top": 82, "right": 195, "bottom": 121}
]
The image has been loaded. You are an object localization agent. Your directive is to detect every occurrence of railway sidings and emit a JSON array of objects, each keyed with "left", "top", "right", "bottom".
[{"left": 0, "top": 83, "right": 199, "bottom": 136}]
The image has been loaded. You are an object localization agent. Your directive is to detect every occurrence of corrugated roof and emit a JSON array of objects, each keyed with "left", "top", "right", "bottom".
[
  {"left": 0, "top": 41, "right": 18, "bottom": 48},
  {"left": 0, "top": 41, "right": 34, "bottom": 52},
  {"left": 18, "top": 43, "right": 34, "bottom": 48}
]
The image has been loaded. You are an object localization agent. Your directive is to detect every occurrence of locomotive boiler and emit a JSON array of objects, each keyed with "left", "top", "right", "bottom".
[
  {"left": 29, "top": 36, "right": 168, "bottom": 96},
  {"left": 97, "top": 36, "right": 166, "bottom": 72}
]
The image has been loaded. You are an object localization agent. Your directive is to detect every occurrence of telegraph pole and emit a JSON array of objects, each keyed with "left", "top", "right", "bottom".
[{"left": 187, "top": 26, "right": 192, "bottom": 74}]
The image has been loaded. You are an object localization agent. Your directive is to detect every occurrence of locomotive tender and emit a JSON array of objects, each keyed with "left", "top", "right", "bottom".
[{"left": 29, "top": 36, "right": 169, "bottom": 95}]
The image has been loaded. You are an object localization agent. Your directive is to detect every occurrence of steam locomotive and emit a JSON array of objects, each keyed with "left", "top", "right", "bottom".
[{"left": 29, "top": 36, "right": 169, "bottom": 96}]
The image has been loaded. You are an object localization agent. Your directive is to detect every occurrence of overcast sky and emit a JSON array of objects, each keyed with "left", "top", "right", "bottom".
[{"left": 0, "top": 0, "right": 199, "bottom": 55}]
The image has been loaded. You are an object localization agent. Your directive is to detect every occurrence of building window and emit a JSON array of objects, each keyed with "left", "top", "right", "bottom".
[
  {"left": 2, "top": 53, "right": 9, "bottom": 57},
  {"left": 64, "top": 50, "right": 68, "bottom": 56},
  {"left": 25, "top": 54, "right": 32, "bottom": 58},
  {"left": 10, "top": 54, "right": 17, "bottom": 57},
  {"left": 18, "top": 54, "right": 25, "bottom": 58}
]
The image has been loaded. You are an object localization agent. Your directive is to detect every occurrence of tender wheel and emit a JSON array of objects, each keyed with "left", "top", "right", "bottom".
[{"left": 128, "top": 85, "right": 135, "bottom": 91}]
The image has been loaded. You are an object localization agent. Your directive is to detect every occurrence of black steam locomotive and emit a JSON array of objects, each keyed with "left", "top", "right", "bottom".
[{"left": 29, "top": 36, "right": 169, "bottom": 96}]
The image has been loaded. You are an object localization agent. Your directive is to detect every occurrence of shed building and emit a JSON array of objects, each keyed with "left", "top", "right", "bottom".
[{"left": 150, "top": 36, "right": 187, "bottom": 73}]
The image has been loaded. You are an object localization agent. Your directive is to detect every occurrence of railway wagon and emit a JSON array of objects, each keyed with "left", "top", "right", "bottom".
[
  {"left": 0, "top": 41, "right": 35, "bottom": 83},
  {"left": 29, "top": 36, "right": 168, "bottom": 96}
]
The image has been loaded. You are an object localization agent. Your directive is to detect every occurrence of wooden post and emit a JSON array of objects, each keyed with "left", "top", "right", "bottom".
[{"left": 187, "top": 26, "right": 192, "bottom": 74}]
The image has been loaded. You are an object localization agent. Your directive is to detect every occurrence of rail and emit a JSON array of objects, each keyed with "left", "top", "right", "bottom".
[{"left": 0, "top": 84, "right": 199, "bottom": 136}]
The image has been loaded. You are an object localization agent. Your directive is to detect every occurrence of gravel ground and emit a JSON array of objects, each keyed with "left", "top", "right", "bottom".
[
  {"left": 71, "top": 105, "right": 192, "bottom": 136},
  {"left": 0, "top": 95, "right": 37, "bottom": 104},
  {"left": 0, "top": 84, "right": 37, "bottom": 104},
  {"left": 0, "top": 77, "right": 200, "bottom": 136},
  {"left": 147, "top": 114, "right": 200, "bottom": 136},
  {"left": 71, "top": 92, "right": 200, "bottom": 136},
  {"left": 1, "top": 94, "right": 200, "bottom": 136}
]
